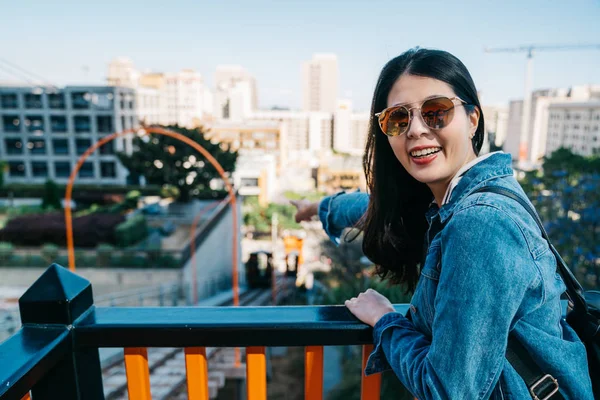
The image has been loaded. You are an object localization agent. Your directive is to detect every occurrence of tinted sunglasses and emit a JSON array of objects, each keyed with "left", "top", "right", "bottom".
[{"left": 375, "top": 96, "right": 468, "bottom": 137}]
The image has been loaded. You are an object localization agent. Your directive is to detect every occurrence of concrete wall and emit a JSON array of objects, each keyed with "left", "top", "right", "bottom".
[
  {"left": 182, "top": 197, "right": 244, "bottom": 304},
  {"left": 0, "top": 267, "right": 181, "bottom": 298}
]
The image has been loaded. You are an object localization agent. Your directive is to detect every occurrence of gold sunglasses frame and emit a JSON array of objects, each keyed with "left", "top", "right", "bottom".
[{"left": 375, "top": 96, "right": 468, "bottom": 137}]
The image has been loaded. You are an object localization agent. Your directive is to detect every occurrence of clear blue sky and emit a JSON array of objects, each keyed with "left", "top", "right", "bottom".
[{"left": 1, "top": 0, "right": 599, "bottom": 111}]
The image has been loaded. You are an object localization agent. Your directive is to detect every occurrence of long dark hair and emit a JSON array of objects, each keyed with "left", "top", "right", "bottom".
[{"left": 362, "top": 48, "right": 485, "bottom": 293}]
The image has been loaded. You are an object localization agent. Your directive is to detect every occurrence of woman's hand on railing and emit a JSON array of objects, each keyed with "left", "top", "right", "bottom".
[
  {"left": 345, "top": 288, "right": 396, "bottom": 327},
  {"left": 290, "top": 199, "right": 320, "bottom": 223}
]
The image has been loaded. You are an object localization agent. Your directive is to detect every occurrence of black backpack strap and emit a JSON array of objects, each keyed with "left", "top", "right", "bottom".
[{"left": 472, "top": 186, "right": 579, "bottom": 400}]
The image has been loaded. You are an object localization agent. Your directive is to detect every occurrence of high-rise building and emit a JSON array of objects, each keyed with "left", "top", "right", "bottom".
[
  {"left": 0, "top": 85, "right": 137, "bottom": 185},
  {"left": 214, "top": 65, "right": 257, "bottom": 121},
  {"left": 302, "top": 54, "right": 339, "bottom": 113},
  {"left": 163, "top": 69, "right": 205, "bottom": 128}
]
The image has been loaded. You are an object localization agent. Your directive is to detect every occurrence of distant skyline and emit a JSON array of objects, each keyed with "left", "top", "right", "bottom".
[{"left": 1, "top": 0, "right": 599, "bottom": 111}]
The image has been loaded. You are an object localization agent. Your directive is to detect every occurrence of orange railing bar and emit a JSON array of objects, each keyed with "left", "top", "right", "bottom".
[
  {"left": 20, "top": 393, "right": 30, "bottom": 400},
  {"left": 185, "top": 347, "right": 209, "bottom": 400},
  {"left": 361, "top": 345, "right": 381, "bottom": 400},
  {"left": 64, "top": 126, "right": 240, "bottom": 306},
  {"left": 124, "top": 347, "right": 152, "bottom": 400},
  {"left": 305, "top": 346, "right": 324, "bottom": 400},
  {"left": 246, "top": 346, "right": 267, "bottom": 400}
]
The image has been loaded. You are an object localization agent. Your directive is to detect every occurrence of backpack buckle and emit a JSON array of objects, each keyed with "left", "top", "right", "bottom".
[{"left": 529, "top": 374, "right": 559, "bottom": 400}]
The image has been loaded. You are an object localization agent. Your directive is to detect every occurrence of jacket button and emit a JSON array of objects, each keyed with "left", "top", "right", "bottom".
[{"left": 410, "top": 305, "right": 417, "bottom": 313}]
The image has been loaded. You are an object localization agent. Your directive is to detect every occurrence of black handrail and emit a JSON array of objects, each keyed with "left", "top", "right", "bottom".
[
  {"left": 0, "top": 326, "right": 71, "bottom": 400},
  {"left": 0, "top": 264, "right": 409, "bottom": 400}
]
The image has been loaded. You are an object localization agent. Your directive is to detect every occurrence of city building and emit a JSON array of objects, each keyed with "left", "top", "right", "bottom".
[
  {"left": 333, "top": 99, "right": 369, "bottom": 154},
  {"left": 546, "top": 101, "right": 600, "bottom": 157},
  {"left": 0, "top": 85, "right": 138, "bottom": 185},
  {"left": 232, "top": 152, "right": 277, "bottom": 206},
  {"left": 214, "top": 65, "right": 258, "bottom": 121},
  {"left": 163, "top": 69, "right": 205, "bottom": 128},
  {"left": 250, "top": 110, "right": 333, "bottom": 156},
  {"left": 504, "top": 85, "right": 600, "bottom": 165},
  {"left": 107, "top": 57, "right": 140, "bottom": 88},
  {"left": 107, "top": 58, "right": 211, "bottom": 127},
  {"left": 302, "top": 54, "right": 339, "bottom": 113},
  {"left": 205, "top": 120, "right": 285, "bottom": 169},
  {"left": 482, "top": 105, "right": 509, "bottom": 149},
  {"left": 316, "top": 152, "right": 366, "bottom": 194}
]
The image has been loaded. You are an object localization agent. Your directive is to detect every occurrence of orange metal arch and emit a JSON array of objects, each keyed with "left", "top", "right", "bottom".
[{"left": 64, "top": 126, "right": 240, "bottom": 305}]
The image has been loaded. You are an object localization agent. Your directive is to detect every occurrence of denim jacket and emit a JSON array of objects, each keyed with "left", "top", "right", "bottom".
[{"left": 318, "top": 153, "right": 593, "bottom": 399}]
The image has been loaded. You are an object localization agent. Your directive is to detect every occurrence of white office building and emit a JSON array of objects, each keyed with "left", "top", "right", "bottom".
[
  {"left": 214, "top": 65, "right": 258, "bottom": 121},
  {"left": 333, "top": 99, "right": 369, "bottom": 154},
  {"left": 546, "top": 101, "right": 600, "bottom": 157},
  {"left": 504, "top": 86, "right": 600, "bottom": 165},
  {"left": 302, "top": 54, "right": 339, "bottom": 113},
  {"left": 0, "top": 85, "right": 138, "bottom": 185},
  {"left": 107, "top": 58, "right": 210, "bottom": 127}
]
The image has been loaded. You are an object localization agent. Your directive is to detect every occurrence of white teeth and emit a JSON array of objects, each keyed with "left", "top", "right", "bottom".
[{"left": 410, "top": 147, "right": 441, "bottom": 157}]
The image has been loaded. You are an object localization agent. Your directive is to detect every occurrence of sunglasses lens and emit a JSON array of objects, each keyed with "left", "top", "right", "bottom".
[
  {"left": 381, "top": 107, "right": 409, "bottom": 136},
  {"left": 421, "top": 97, "right": 455, "bottom": 130}
]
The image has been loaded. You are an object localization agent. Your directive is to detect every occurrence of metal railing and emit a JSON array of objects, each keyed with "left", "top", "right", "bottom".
[{"left": 0, "top": 264, "right": 395, "bottom": 400}]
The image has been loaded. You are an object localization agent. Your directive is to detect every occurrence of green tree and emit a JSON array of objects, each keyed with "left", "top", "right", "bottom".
[
  {"left": 116, "top": 125, "right": 237, "bottom": 202},
  {"left": 41, "top": 179, "right": 62, "bottom": 210},
  {"left": 242, "top": 197, "right": 301, "bottom": 233}
]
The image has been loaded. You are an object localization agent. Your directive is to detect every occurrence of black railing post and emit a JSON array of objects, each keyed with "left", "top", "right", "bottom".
[{"left": 19, "top": 264, "right": 105, "bottom": 400}]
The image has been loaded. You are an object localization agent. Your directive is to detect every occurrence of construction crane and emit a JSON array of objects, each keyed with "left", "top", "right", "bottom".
[{"left": 485, "top": 44, "right": 600, "bottom": 167}]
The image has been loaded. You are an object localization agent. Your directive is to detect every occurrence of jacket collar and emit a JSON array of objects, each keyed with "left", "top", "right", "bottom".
[{"left": 437, "top": 152, "right": 514, "bottom": 223}]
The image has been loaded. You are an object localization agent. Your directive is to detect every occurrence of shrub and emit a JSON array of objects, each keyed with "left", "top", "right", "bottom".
[
  {"left": 41, "top": 244, "right": 59, "bottom": 264},
  {"left": 0, "top": 242, "right": 14, "bottom": 264},
  {"left": 96, "top": 244, "right": 115, "bottom": 267},
  {"left": 114, "top": 214, "right": 148, "bottom": 247}
]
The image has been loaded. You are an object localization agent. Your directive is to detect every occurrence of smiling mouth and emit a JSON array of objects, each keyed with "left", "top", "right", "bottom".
[{"left": 410, "top": 147, "right": 442, "bottom": 158}]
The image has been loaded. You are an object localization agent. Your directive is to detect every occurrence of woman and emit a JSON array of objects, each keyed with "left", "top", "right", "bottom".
[{"left": 297, "top": 48, "right": 593, "bottom": 399}]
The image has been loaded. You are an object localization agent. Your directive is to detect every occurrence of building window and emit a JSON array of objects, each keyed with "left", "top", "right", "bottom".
[
  {"left": 54, "top": 161, "right": 71, "bottom": 178},
  {"left": 92, "top": 93, "right": 114, "bottom": 110},
  {"left": 99, "top": 140, "right": 115, "bottom": 155},
  {"left": 130, "top": 116, "right": 136, "bottom": 129},
  {"left": 80, "top": 162, "right": 95, "bottom": 178},
  {"left": 31, "top": 161, "right": 48, "bottom": 177},
  {"left": 71, "top": 92, "right": 90, "bottom": 109},
  {"left": 100, "top": 161, "right": 117, "bottom": 178},
  {"left": 48, "top": 93, "right": 65, "bottom": 109},
  {"left": 4, "top": 138, "right": 23, "bottom": 154},
  {"left": 75, "top": 138, "right": 92, "bottom": 155},
  {"left": 74, "top": 116, "right": 91, "bottom": 133},
  {"left": 2, "top": 115, "right": 20, "bottom": 132},
  {"left": 27, "top": 139, "right": 46, "bottom": 155},
  {"left": 25, "top": 116, "right": 44, "bottom": 134},
  {"left": 52, "top": 139, "right": 70, "bottom": 155},
  {"left": 121, "top": 115, "right": 128, "bottom": 130},
  {"left": 24, "top": 93, "right": 43, "bottom": 109},
  {"left": 50, "top": 115, "right": 68, "bottom": 133},
  {"left": 97, "top": 115, "right": 113, "bottom": 133},
  {"left": 1, "top": 93, "right": 18, "bottom": 108},
  {"left": 8, "top": 161, "right": 26, "bottom": 177}
]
